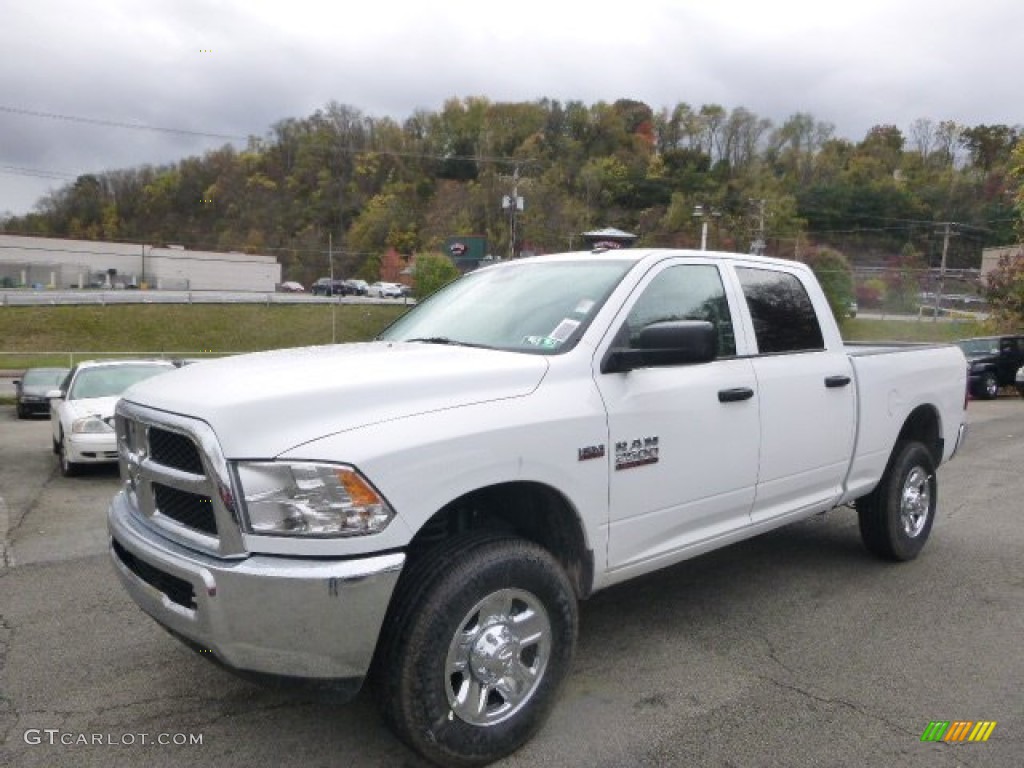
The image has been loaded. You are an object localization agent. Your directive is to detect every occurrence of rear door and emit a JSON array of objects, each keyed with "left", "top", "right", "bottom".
[{"left": 732, "top": 265, "right": 856, "bottom": 523}]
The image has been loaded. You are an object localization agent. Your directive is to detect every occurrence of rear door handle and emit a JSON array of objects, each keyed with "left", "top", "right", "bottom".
[
  {"left": 825, "top": 375, "right": 852, "bottom": 388},
  {"left": 718, "top": 387, "right": 755, "bottom": 403}
]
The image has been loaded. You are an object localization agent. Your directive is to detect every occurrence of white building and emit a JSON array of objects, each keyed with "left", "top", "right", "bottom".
[
  {"left": 980, "top": 244, "right": 1023, "bottom": 282},
  {"left": 0, "top": 234, "right": 281, "bottom": 291}
]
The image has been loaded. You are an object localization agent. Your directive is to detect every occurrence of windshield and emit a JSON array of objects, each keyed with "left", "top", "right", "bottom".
[
  {"left": 68, "top": 364, "right": 172, "bottom": 400},
  {"left": 23, "top": 368, "right": 68, "bottom": 387},
  {"left": 379, "top": 259, "right": 634, "bottom": 353},
  {"left": 957, "top": 338, "right": 998, "bottom": 357}
]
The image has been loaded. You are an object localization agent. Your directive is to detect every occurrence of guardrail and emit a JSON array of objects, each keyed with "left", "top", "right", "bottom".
[
  {"left": 0, "top": 351, "right": 230, "bottom": 373},
  {"left": 0, "top": 290, "right": 414, "bottom": 307}
]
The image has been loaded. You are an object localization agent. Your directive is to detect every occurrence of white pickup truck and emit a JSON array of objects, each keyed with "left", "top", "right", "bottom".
[{"left": 108, "top": 249, "right": 967, "bottom": 766}]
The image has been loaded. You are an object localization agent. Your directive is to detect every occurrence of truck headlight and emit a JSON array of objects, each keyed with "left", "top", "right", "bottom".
[
  {"left": 235, "top": 461, "right": 395, "bottom": 537},
  {"left": 72, "top": 415, "right": 113, "bottom": 434}
]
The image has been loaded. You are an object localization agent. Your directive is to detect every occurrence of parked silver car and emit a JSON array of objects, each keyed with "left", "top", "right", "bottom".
[{"left": 367, "top": 281, "right": 404, "bottom": 298}]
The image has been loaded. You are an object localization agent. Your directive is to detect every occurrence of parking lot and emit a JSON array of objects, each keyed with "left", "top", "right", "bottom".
[{"left": 1, "top": 399, "right": 1022, "bottom": 767}]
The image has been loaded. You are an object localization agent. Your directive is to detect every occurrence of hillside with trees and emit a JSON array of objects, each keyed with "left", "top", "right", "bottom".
[{"left": 2, "top": 98, "right": 1021, "bottom": 292}]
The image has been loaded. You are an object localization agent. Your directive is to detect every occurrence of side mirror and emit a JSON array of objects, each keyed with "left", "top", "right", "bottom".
[
  {"left": 45, "top": 389, "right": 64, "bottom": 399},
  {"left": 12, "top": 380, "right": 19, "bottom": 387},
  {"left": 602, "top": 320, "right": 717, "bottom": 374}
]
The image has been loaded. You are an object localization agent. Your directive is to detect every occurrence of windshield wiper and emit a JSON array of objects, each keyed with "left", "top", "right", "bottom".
[
  {"left": 406, "top": 336, "right": 461, "bottom": 345},
  {"left": 404, "top": 337, "right": 491, "bottom": 349}
]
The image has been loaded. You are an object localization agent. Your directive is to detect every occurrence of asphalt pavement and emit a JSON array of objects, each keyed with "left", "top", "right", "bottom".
[{"left": 1, "top": 399, "right": 1022, "bottom": 767}]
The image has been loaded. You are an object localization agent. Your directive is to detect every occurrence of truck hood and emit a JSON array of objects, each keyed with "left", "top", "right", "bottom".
[{"left": 122, "top": 342, "right": 549, "bottom": 457}]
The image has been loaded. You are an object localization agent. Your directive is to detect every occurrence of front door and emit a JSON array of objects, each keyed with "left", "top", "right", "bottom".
[{"left": 594, "top": 260, "right": 760, "bottom": 576}]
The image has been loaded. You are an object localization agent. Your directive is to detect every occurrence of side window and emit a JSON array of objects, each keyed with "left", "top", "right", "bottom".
[
  {"left": 621, "top": 265, "right": 736, "bottom": 357},
  {"left": 735, "top": 267, "right": 824, "bottom": 354}
]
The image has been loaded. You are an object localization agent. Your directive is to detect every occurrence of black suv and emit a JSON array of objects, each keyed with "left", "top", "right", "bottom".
[
  {"left": 957, "top": 335, "right": 1024, "bottom": 399},
  {"left": 310, "top": 278, "right": 352, "bottom": 297}
]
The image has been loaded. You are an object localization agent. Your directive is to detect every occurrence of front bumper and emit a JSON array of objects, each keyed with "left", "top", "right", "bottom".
[
  {"left": 67, "top": 431, "right": 118, "bottom": 463},
  {"left": 108, "top": 490, "right": 405, "bottom": 694}
]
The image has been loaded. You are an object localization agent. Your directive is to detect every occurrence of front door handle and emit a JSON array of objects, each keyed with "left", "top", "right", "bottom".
[
  {"left": 825, "top": 375, "right": 852, "bottom": 388},
  {"left": 718, "top": 387, "right": 755, "bottom": 403}
]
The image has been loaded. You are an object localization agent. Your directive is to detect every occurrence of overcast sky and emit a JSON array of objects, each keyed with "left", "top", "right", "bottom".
[{"left": 1, "top": 0, "right": 1021, "bottom": 217}]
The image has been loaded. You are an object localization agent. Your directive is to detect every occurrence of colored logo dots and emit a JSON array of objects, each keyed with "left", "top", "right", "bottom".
[{"left": 921, "top": 721, "right": 997, "bottom": 742}]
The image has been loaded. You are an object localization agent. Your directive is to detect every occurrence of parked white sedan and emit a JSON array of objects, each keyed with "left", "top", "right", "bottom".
[
  {"left": 367, "top": 281, "right": 405, "bottom": 298},
  {"left": 50, "top": 359, "right": 177, "bottom": 476}
]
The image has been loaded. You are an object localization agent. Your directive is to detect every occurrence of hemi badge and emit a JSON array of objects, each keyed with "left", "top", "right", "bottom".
[{"left": 578, "top": 444, "right": 605, "bottom": 461}]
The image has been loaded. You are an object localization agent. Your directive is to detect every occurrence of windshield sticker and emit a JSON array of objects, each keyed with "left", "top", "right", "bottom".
[
  {"left": 573, "top": 299, "right": 595, "bottom": 316},
  {"left": 548, "top": 318, "right": 580, "bottom": 342},
  {"left": 523, "top": 335, "right": 562, "bottom": 348}
]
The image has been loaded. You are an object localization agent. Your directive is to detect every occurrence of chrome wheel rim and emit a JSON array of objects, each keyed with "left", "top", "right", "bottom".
[
  {"left": 444, "top": 588, "right": 551, "bottom": 727},
  {"left": 985, "top": 377, "right": 998, "bottom": 398},
  {"left": 900, "top": 466, "right": 931, "bottom": 537}
]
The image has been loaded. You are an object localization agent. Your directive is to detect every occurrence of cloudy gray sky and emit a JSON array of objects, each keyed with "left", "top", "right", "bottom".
[{"left": 1, "top": 0, "right": 1020, "bottom": 217}]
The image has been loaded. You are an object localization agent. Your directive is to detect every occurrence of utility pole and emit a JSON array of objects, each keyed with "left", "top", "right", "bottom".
[
  {"left": 693, "top": 205, "right": 719, "bottom": 251},
  {"left": 329, "top": 232, "right": 336, "bottom": 343},
  {"left": 501, "top": 166, "right": 524, "bottom": 259},
  {"left": 749, "top": 198, "right": 767, "bottom": 255},
  {"left": 932, "top": 222, "right": 955, "bottom": 322}
]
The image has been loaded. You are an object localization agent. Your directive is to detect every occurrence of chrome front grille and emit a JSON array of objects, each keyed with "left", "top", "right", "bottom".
[
  {"left": 149, "top": 427, "right": 204, "bottom": 474},
  {"left": 154, "top": 483, "right": 217, "bottom": 535},
  {"left": 115, "top": 401, "right": 246, "bottom": 557}
]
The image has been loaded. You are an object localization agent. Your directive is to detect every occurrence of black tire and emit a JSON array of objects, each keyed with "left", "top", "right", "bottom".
[
  {"left": 858, "top": 441, "right": 936, "bottom": 561},
  {"left": 375, "top": 532, "right": 577, "bottom": 767},
  {"left": 1017, "top": 385, "right": 1024, "bottom": 399},
  {"left": 16, "top": 403, "right": 26, "bottom": 419},
  {"left": 58, "top": 434, "right": 80, "bottom": 477},
  {"left": 978, "top": 372, "right": 999, "bottom": 400}
]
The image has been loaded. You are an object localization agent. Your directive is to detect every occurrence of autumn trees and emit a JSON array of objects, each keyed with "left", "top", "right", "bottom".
[{"left": 1, "top": 97, "right": 1021, "bottom": 291}]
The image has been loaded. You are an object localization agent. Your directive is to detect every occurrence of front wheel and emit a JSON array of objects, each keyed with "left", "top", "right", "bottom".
[
  {"left": 58, "top": 434, "right": 80, "bottom": 477},
  {"left": 858, "top": 441, "right": 936, "bottom": 561},
  {"left": 375, "top": 532, "right": 577, "bottom": 767}
]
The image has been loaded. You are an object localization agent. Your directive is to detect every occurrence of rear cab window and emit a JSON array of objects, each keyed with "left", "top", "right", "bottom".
[{"left": 735, "top": 267, "right": 824, "bottom": 354}]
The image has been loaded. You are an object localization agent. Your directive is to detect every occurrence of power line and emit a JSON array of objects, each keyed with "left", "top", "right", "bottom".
[
  {"left": 0, "top": 104, "right": 533, "bottom": 166},
  {"left": 0, "top": 105, "right": 247, "bottom": 141},
  {"left": 0, "top": 164, "right": 77, "bottom": 181}
]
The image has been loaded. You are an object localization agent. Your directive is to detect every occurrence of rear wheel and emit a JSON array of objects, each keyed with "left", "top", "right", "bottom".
[
  {"left": 375, "top": 532, "right": 577, "bottom": 767},
  {"left": 978, "top": 372, "right": 999, "bottom": 399},
  {"left": 858, "top": 441, "right": 936, "bottom": 561}
]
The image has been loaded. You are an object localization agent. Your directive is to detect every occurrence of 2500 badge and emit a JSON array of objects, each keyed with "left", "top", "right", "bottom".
[{"left": 615, "top": 436, "right": 659, "bottom": 470}]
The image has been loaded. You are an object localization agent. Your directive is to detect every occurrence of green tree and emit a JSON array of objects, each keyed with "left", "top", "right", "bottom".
[
  {"left": 413, "top": 253, "right": 461, "bottom": 298},
  {"left": 984, "top": 250, "right": 1024, "bottom": 330},
  {"left": 803, "top": 246, "right": 854, "bottom": 322},
  {"left": 1012, "top": 140, "right": 1024, "bottom": 239}
]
